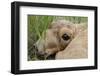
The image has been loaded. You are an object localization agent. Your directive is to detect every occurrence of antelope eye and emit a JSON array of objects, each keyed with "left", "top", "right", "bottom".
[{"left": 62, "top": 33, "right": 70, "bottom": 41}]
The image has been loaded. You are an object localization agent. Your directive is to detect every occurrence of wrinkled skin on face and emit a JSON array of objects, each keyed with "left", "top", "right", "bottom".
[
  {"left": 55, "top": 29, "right": 88, "bottom": 59},
  {"left": 34, "top": 19, "right": 87, "bottom": 59},
  {"left": 34, "top": 20, "right": 76, "bottom": 59}
]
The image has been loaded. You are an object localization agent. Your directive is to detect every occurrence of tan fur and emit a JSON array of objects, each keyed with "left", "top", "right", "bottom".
[
  {"left": 35, "top": 29, "right": 60, "bottom": 56},
  {"left": 56, "top": 29, "right": 88, "bottom": 59},
  {"left": 35, "top": 19, "right": 88, "bottom": 58}
]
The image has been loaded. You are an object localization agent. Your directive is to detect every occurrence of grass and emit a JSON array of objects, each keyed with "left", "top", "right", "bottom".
[{"left": 28, "top": 15, "right": 88, "bottom": 61}]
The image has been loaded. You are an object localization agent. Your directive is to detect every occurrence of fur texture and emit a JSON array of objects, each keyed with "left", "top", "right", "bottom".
[{"left": 35, "top": 19, "right": 87, "bottom": 59}]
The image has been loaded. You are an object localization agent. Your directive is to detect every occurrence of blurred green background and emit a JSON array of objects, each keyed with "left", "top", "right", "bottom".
[{"left": 28, "top": 15, "right": 88, "bottom": 61}]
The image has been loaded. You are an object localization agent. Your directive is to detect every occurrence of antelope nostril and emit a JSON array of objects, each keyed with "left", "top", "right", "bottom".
[
  {"left": 33, "top": 44, "right": 38, "bottom": 51},
  {"left": 62, "top": 33, "right": 70, "bottom": 41},
  {"left": 33, "top": 44, "right": 36, "bottom": 48}
]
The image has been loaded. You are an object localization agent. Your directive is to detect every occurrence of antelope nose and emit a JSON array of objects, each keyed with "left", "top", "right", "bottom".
[{"left": 33, "top": 44, "right": 38, "bottom": 51}]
